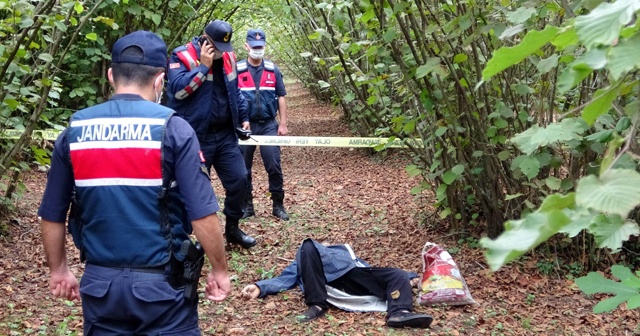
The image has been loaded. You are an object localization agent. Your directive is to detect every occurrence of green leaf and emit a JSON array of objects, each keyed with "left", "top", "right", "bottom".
[
  {"left": 499, "top": 24, "right": 524, "bottom": 40},
  {"left": 627, "top": 295, "right": 640, "bottom": 309},
  {"left": 615, "top": 117, "right": 632, "bottom": 132},
  {"left": 576, "top": 169, "right": 640, "bottom": 218},
  {"left": 582, "top": 85, "right": 621, "bottom": 126},
  {"left": 575, "top": 271, "right": 639, "bottom": 313},
  {"left": 435, "top": 127, "right": 447, "bottom": 137},
  {"left": 576, "top": 270, "right": 635, "bottom": 295},
  {"left": 611, "top": 264, "right": 634, "bottom": 281},
  {"left": 405, "top": 165, "right": 422, "bottom": 178},
  {"left": 481, "top": 210, "right": 571, "bottom": 271},
  {"left": 551, "top": 28, "right": 579, "bottom": 50},
  {"left": 453, "top": 53, "right": 468, "bottom": 63},
  {"left": 415, "top": 58, "right": 441, "bottom": 79},
  {"left": 483, "top": 26, "right": 560, "bottom": 80},
  {"left": 559, "top": 209, "right": 597, "bottom": 237},
  {"left": 519, "top": 156, "right": 540, "bottom": 180},
  {"left": 497, "top": 150, "right": 510, "bottom": 160},
  {"left": 151, "top": 14, "right": 161, "bottom": 25},
  {"left": 506, "top": 7, "right": 537, "bottom": 24},
  {"left": 410, "top": 186, "right": 423, "bottom": 195},
  {"left": 383, "top": 28, "right": 397, "bottom": 43},
  {"left": 360, "top": 9, "right": 375, "bottom": 23},
  {"left": 451, "top": 164, "right": 464, "bottom": 175},
  {"left": 594, "top": 295, "right": 634, "bottom": 313},
  {"left": 19, "top": 18, "right": 34, "bottom": 29},
  {"left": 537, "top": 55, "right": 559, "bottom": 74},
  {"left": 608, "top": 34, "right": 640, "bottom": 80},
  {"left": 4, "top": 98, "right": 19, "bottom": 111},
  {"left": 442, "top": 171, "right": 457, "bottom": 185},
  {"left": 557, "top": 64, "right": 593, "bottom": 94},
  {"left": 86, "top": 33, "right": 98, "bottom": 41},
  {"left": 575, "top": 0, "right": 640, "bottom": 49},
  {"left": 510, "top": 118, "right": 586, "bottom": 155},
  {"left": 505, "top": 193, "right": 523, "bottom": 200},
  {"left": 545, "top": 176, "right": 562, "bottom": 191},
  {"left": 74, "top": 1, "right": 83, "bottom": 14},
  {"left": 539, "top": 193, "right": 575, "bottom": 212},
  {"left": 585, "top": 129, "right": 614, "bottom": 143},
  {"left": 38, "top": 53, "right": 53, "bottom": 63},
  {"left": 589, "top": 215, "right": 640, "bottom": 251},
  {"left": 317, "top": 80, "right": 330, "bottom": 89}
]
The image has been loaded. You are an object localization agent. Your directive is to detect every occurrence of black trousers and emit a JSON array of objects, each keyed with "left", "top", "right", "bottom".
[{"left": 298, "top": 240, "right": 413, "bottom": 316}]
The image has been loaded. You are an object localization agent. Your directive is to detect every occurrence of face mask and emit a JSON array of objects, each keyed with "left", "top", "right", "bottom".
[
  {"left": 249, "top": 48, "right": 265, "bottom": 60},
  {"left": 213, "top": 50, "right": 223, "bottom": 60}
]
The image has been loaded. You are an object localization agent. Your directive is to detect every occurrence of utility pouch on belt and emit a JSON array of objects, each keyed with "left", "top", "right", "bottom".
[{"left": 180, "top": 239, "right": 205, "bottom": 303}]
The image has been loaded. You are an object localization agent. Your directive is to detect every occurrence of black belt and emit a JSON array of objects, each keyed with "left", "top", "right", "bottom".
[
  {"left": 89, "top": 264, "right": 167, "bottom": 274},
  {"left": 251, "top": 118, "right": 274, "bottom": 124}
]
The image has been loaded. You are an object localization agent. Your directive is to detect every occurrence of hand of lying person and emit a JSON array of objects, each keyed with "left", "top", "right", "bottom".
[{"left": 240, "top": 284, "right": 260, "bottom": 300}]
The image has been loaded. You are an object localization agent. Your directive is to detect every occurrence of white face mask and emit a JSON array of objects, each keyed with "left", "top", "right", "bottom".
[{"left": 249, "top": 48, "right": 265, "bottom": 60}]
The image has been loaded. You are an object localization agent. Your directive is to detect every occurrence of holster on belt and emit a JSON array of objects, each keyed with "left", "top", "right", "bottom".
[{"left": 168, "top": 252, "right": 185, "bottom": 289}]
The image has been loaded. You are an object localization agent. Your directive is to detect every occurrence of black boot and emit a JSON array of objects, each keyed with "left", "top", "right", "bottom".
[
  {"left": 225, "top": 220, "right": 257, "bottom": 248},
  {"left": 241, "top": 193, "right": 255, "bottom": 219},
  {"left": 271, "top": 192, "right": 289, "bottom": 221}
]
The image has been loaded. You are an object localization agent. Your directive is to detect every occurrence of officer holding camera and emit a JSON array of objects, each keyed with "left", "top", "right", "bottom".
[{"left": 166, "top": 20, "right": 257, "bottom": 249}]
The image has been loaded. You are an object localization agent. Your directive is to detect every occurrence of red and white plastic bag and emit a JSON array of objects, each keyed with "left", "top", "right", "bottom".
[{"left": 417, "top": 242, "right": 477, "bottom": 306}]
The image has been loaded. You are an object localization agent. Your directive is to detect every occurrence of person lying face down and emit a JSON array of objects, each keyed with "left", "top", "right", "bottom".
[{"left": 241, "top": 238, "right": 433, "bottom": 328}]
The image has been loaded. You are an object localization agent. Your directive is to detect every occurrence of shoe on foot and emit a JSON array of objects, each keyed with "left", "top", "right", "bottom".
[
  {"left": 225, "top": 224, "right": 257, "bottom": 249},
  {"left": 386, "top": 310, "right": 433, "bottom": 328},
  {"left": 272, "top": 204, "right": 290, "bottom": 221},
  {"left": 297, "top": 305, "right": 327, "bottom": 322}
]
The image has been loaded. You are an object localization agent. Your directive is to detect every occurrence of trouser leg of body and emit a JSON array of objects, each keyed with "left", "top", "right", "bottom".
[
  {"left": 327, "top": 267, "right": 413, "bottom": 316},
  {"left": 298, "top": 239, "right": 330, "bottom": 309}
]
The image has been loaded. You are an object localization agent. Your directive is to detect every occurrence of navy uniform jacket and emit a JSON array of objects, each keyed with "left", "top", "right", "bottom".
[
  {"left": 38, "top": 94, "right": 219, "bottom": 264},
  {"left": 165, "top": 37, "right": 249, "bottom": 140}
]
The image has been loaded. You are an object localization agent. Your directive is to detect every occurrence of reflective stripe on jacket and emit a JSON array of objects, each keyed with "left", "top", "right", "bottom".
[
  {"left": 237, "top": 59, "right": 278, "bottom": 120},
  {"left": 66, "top": 100, "right": 175, "bottom": 267},
  {"left": 165, "top": 37, "right": 248, "bottom": 140}
]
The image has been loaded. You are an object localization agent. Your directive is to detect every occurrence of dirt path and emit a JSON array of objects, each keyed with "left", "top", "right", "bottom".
[{"left": 1, "top": 82, "right": 639, "bottom": 335}]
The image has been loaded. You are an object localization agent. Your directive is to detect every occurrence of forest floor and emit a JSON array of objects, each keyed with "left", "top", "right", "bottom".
[{"left": 1, "top": 81, "right": 639, "bottom": 335}]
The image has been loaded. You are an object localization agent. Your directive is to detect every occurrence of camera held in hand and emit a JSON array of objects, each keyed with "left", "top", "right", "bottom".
[{"left": 235, "top": 127, "right": 252, "bottom": 141}]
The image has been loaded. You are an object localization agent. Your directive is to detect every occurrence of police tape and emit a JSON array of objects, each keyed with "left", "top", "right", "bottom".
[
  {"left": 240, "top": 135, "right": 424, "bottom": 148},
  {"left": 1, "top": 129, "right": 424, "bottom": 148}
]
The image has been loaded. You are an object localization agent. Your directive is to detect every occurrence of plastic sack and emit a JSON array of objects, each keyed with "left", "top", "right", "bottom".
[{"left": 416, "top": 242, "right": 477, "bottom": 306}]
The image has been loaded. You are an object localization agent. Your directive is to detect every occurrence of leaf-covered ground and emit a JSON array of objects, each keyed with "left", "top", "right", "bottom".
[{"left": 1, "top": 82, "right": 639, "bottom": 335}]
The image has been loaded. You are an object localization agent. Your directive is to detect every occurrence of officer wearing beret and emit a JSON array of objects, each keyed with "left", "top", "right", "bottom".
[
  {"left": 38, "top": 30, "right": 230, "bottom": 334},
  {"left": 237, "top": 28, "right": 290, "bottom": 221},
  {"left": 166, "top": 20, "right": 257, "bottom": 248}
]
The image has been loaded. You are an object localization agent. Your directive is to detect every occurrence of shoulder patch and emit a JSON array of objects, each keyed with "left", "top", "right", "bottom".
[{"left": 169, "top": 62, "right": 181, "bottom": 69}]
